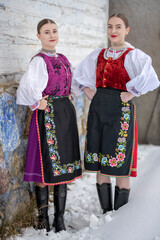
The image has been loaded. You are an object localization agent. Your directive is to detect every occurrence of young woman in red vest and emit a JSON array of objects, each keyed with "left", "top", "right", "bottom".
[{"left": 73, "top": 13, "right": 159, "bottom": 213}]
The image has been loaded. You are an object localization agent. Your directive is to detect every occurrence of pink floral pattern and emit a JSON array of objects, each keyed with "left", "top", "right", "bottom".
[
  {"left": 109, "top": 158, "right": 118, "bottom": 167},
  {"left": 54, "top": 170, "right": 60, "bottom": 176},
  {"left": 45, "top": 107, "right": 50, "bottom": 113},
  {"left": 51, "top": 155, "right": 57, "bottom": 161},
  {"left": 121, "top": 122, "right": 129, "bottom": 130},
  {"left": 117, "top": 152, "right": 125, "bottom": 161},
  {"left": 47, "top": 139, "right": 54, "bottom": 145},
  {"left": 45, "top": 123, "right": 52, "bottom": 130},
  {"left": 86, "top": 102, "right": 131, "bottom": 168}
]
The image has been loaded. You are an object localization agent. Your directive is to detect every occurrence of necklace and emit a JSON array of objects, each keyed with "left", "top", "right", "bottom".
[
  {"left": 109, "top": 47, "right": 126, "bottom": 52},
  {"left": 104, "top": 47, "right": 128, "bottom": 60},
  {"left": 41, "top": 48, "right": 56, "bottom": 57}
]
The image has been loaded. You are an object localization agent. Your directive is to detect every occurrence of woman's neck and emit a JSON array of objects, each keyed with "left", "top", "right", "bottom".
[{"left": 111, "top": 42, "right": 126, "bottom": 50}]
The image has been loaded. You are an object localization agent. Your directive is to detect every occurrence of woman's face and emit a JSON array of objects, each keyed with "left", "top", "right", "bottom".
[
  {"left": 37, "top": 23, "right": 59, "bottom": 50},
  {"left": 107, "top": 17, "right": 129, "bottom": 45}
]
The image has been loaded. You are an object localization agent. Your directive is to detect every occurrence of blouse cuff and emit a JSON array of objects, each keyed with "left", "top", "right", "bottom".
[
  {"left": 130, "top": 87, "right": 141, "bottom": 97},
  {"left": 79, "top": 84, "right": 85, "bottom": 90},
  {"left": 29, "top": 101, "right": 40, "bottom": 111}
]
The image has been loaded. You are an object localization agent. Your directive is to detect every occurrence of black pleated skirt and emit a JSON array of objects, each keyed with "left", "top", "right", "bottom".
[
  {"left": 85, "top": 88, "right": 136, "bottom": 177},
  {"left": 37, "top": 96, "right": 82, "bottom": 185}
]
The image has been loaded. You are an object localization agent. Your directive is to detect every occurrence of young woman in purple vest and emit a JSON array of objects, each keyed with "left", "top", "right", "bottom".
[
  {"left": 16, "top": 19, "right": 82, "bottom": 233},
  {"left": 72, "top": 13, "right": 159, "bottom": 214}
]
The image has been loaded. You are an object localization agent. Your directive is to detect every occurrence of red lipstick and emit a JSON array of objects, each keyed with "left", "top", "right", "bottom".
[
  {"left": 50, "top": 40, "right": 55, "bottom": 42},
  {"left": 111, "top": 35, "right": 117, "bottom": 38}
]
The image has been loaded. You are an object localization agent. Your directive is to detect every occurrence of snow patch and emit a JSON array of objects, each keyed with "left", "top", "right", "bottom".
[{"left": 9, "top": 145, "right": 160, "bottom": 240}]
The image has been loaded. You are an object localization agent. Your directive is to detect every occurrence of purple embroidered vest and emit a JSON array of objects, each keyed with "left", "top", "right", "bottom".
[{"left": 35, "top": 53, "right": 72, "bottom": 96}]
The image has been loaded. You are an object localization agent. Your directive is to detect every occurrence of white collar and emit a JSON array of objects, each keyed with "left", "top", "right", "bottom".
[{"left": 104, "top": 47, "right": 128, "bottom": 60}]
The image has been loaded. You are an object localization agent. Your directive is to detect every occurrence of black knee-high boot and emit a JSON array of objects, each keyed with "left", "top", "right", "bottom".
[
  {"left": 96, "top": 183, "right": 113, "bottom": 214},
  {"left": 35, "top": 185, "right": 50, "bottom": 232},
  {"left": 53, "top": 184, "right": 67, "bottom": 232},
  {"left": 114, "top": 186, "right": 130, "bottom": 210}
]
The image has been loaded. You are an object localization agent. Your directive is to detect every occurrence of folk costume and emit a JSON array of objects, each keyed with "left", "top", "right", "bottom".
[
  {"left": 73, "top": 43, "right": 160, "bottom": 212},
  {"left": 16, "top": 50, "right": 82, "bottom": 232}
]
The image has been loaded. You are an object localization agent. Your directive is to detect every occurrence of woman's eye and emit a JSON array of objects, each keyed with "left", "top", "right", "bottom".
[{"left": 107, "top": 26, "right": 112, "bottom": 29}]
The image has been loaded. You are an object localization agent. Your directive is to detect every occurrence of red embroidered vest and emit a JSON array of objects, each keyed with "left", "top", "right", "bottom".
[{"left": 96, "top": 48, "right": 134, "bottom": 90}]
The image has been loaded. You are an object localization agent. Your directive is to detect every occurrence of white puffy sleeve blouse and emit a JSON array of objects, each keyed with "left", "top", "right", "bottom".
[
  {"left": 16, "top": 56, "right": 48, "bottom": 109},
  {"left": 72, "top": 47, "right": 160, "bottom": 96}
]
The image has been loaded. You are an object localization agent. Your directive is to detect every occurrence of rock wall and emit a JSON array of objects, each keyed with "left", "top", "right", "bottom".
[
  {"left": 0, "top": 0, "right": 108, "bottom": 226},
  {"left": 0, "top": 82, "right": 29, "bottom": 226}
]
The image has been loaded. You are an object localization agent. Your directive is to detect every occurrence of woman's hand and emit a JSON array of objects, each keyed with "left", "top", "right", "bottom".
[
  {"left": 83, "top": 87, "right": 96, "bottom": 100},
  {"left": 120, "top": 92, "right": 134, "bottom": 103},
  {"left": 38, "top": 95, "right": 49, "bottom": 110},
  {"left": 69, "top": 93, "right": 75, "bottom": 101}
]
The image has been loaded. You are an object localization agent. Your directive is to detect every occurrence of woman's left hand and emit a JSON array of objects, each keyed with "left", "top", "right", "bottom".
[{"left": 120, "top": 92, "right": 134, "bottom": 102}]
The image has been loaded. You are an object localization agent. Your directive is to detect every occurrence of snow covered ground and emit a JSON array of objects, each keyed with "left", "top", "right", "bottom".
[{"left": 9, "top": 145, "right": 160, "bottom": 240}]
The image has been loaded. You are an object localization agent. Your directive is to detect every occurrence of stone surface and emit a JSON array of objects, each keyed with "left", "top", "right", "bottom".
[
  {"left": 0, "top": 147, "right": 10, "bottom": 195},
  {"left": 0, "top": 89, "right": 30, "bottom": 227}
]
